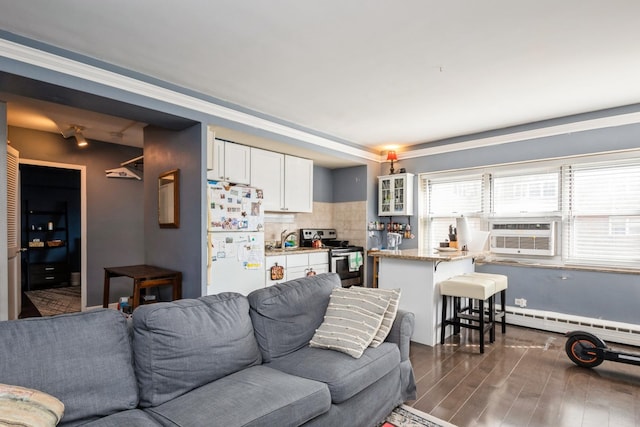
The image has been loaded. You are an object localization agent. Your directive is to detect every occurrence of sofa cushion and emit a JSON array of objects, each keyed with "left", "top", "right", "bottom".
[
  {"left": 309, "top": 287, "right": 392, "bottom": 358},
  {"left": 248, "top": 273, "right": 340, "bottom": 362},
  {"left": 132, "top": 293, "right": 262, "bottom": 408},
  {"left": 144, "top": 365, "right": 331, "bottom": 427},
  {"left": 266, "top": 342, "right": 401, "bottom": 404},
  {"left": 69, "top": 409, "right": 160, "bottom": 427},
  {"left": 0, "top": 309, "right": 138, "bottom": 425}
]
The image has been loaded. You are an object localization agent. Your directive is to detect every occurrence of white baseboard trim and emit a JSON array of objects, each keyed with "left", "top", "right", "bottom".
[{"left": 506, "top": 306, "right": 640, "bottom": 347}]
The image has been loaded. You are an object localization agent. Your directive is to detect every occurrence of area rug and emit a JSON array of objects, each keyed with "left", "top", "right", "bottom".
[
  {"left": 381, "top": 405, "right": 458, "bottom": 427},
  {"left": 25, "top": 286, "right": 81, "bottom": 317}
]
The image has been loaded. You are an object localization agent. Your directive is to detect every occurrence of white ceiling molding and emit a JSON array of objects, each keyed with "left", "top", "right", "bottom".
[
  {"left": 0, "top": 38, "right": 380, "bottom": 164},
  {"left": 6, "top": 38, "right": 640, "bottom": 167},
  {"left": 391, "top": 112, "right": 640, "bottom": 161}
]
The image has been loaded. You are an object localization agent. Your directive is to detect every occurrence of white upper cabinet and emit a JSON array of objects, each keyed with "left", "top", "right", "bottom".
[
  {"left": 378, "top": 173, "right": 414, "bottom": 216},
  {"left": 223, "top": 141, "right": 251, "bottom": 184},
  {"left": 207, "top": 130, "right": 250, "bottom": 184},
  {"left": 250, "top": 148, "right": 313, "bottom": 212},
  {"left": 250, "top": 148, "right": 285, "bottom": 212},
  {"left": 284, "top": 155, "right": 313, "bottom": 213}
]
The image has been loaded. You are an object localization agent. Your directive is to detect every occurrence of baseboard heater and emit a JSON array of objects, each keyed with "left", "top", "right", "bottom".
[{"left": 505, "top": 306, "right": 640, "bottom": 347}]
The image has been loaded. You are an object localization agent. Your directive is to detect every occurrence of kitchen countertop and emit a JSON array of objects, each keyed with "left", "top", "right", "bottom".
[
  {"left": 265, "top": 247, "right": 330, "bottom": 256},
  {"left": 367, "top": 248, "right": 480, "bottom": 262}
]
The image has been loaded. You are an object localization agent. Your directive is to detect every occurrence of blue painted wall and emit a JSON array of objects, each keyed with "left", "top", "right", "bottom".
[
  {"left": 313, "top": 165, "right": 333, "bottom": 203},
  {"left": 332, "top": 165, "right": 367, "bottom": 203},
  {"left": 144, "top": 124, "right": 204, "bottom": 300}
]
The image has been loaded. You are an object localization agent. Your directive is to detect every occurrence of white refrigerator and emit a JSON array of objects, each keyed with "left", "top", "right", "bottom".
[{"left": 206, "top": 181, "right": 265, "bottom": 296}]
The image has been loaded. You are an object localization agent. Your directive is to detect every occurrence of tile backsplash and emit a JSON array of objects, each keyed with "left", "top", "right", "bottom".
[{"left": 264, "top": 201, "right": 366, "bottom": 247}]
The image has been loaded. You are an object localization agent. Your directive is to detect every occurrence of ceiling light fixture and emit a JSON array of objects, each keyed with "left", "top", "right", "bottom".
[
  {"left": 74, "top": 129, "right": 88, "bottom": 147},
  {"left": 62, "top": 125, "right": 89, "bottom": 148},
  {"left": 386, "top": 150, "right": 398, "bottom": 174}
]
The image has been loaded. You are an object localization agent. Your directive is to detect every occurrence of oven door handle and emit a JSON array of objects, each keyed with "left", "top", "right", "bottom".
[{"left": 331, "top": 255, "right": 349, "bottom": 260}]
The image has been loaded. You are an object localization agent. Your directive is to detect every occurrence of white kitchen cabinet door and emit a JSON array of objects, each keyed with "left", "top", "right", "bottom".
[
  {"left": 207, "top": 133, "right": 250, "bottom": 184},
  {"left": 284, "top": 155, "right": 313, "bottom": 213},
  {"left": 251, "top": 148, "right": 285, "bottom": 211},
  {"left": 284, "top": 253, "right": 308, "bottom": 280},
  {"left": 308, "top": 251, "right": 329, "bottom": 275},
  {"left": 224, "top": 141, "right": 251, "bottom": 184},
  {"left": 207, "top": 135, "right": 225, "bottom": 179}
]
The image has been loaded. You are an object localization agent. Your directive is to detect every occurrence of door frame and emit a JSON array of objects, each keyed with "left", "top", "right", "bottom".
[{"left": 19, "top": 158, "right": 87, "bottom": 311}]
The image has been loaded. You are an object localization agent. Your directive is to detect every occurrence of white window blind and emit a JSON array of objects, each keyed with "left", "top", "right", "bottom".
[
  {"left": 492, "top": 171, "right": 560, "bottom": 215},
  {"left": 566, "top": 161, "right": 640, "bottom": 265},
  {"left": 424, "top": 176, "right": 483, "bottom": 249}
]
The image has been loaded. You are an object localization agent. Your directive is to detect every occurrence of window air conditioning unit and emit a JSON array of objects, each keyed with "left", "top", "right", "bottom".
[{"left": 490, "top": 221, "right": 556, "bottom": 256}]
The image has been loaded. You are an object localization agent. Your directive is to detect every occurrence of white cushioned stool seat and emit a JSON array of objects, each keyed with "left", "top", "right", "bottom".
[
  {"left": 463, "top": 272, "right": 508, "bottom": 334},
  {"left": 464, "top": 272, "right": 507, "bottom": 292},
  {"left": 440, "top": 276, "right": 495, "bottom": 300},
  {"left": 439, "top": 274, "right": 497, "bottom": 354}
]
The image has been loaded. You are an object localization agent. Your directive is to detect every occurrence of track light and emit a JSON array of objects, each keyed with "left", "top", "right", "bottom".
[{"left": 74, "top": 130, "right": 88, "bottom": 147}]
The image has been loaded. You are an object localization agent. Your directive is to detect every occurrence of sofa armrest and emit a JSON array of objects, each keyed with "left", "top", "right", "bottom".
[{"left": 384, "top": 309, "right": 414, "bottom": 361}]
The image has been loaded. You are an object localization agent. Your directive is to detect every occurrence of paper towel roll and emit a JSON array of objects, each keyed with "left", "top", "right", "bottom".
[{"left": 456, "top": 216, "right": 471, "bottom": 251}]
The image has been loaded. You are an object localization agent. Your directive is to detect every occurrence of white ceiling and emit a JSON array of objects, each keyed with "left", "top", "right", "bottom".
[{"left": 2, "top": 1, "right": 640, "bottom": 155}]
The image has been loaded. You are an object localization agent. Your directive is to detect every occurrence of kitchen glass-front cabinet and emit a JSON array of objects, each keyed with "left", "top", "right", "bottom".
[{"left": 378, "top": 173, "right": 414, "bottom": 216}]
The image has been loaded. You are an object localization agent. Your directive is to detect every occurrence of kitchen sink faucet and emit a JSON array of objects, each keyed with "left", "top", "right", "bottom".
[{"left": 281, "top": 229, "right": 298, "bottom": 248}]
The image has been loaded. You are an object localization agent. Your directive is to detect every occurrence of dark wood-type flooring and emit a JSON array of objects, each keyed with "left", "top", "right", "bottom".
[
  {"left": 19, "top": 291, "right": 42, "bottom": 318},
  {"left": 407, "top": 325, "right": 640, "bottom": 427}
]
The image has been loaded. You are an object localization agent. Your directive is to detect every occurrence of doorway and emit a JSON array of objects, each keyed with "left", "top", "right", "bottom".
[{"left": 18, "top": 160, "right": 86, "bottom": 317}]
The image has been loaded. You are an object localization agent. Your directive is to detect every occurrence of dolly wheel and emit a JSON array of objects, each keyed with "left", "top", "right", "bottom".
[{"left": 565, "top": 334, "right": 604, "bottom": 368}]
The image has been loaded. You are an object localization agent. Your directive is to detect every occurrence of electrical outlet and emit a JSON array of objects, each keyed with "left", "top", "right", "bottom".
[{"left": 514, "top": 298, "right": 527, "bottom": 308}]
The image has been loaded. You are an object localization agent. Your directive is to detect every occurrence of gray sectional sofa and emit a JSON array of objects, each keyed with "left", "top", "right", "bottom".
[{"left": 0, "top": 273, "right": 416, "bottom": 426}]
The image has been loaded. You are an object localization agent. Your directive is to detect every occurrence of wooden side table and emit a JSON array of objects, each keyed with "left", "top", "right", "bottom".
[
  {"left": 372, "top": 256, "right": 379, "bottom": 288},
  {"left": 102, "top": 265, "right": 182, "bottom": 309}
]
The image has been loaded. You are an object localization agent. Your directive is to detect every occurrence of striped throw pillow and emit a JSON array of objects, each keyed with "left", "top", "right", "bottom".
[
  {"left": 309, "top": 287, "right": 392, "bottom": 358},
  {"left": 0, "top": 383, "right": 65, "bottom": 427},
  {"left": 367, "top": 288, "right": 401, "bottom": 347}
]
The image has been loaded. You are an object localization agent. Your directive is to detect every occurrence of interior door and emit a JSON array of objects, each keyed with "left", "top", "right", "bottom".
[{"left": 6, "top": 145, "right": 21, "bottom": 320}]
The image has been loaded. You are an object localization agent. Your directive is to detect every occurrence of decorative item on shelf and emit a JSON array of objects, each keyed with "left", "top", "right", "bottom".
[
  {"left": 46, "top": 239, "right": 65, "bottom": 247},
  {"left": 387, "top": 150, "right": 398, "bottom": 174},
  {"left": 28, "top": 239, "right": 44, "bottom": 248}
]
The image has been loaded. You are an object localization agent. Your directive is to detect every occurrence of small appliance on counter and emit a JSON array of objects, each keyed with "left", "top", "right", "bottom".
[
  {"left": 300, "top": 228, "right": 364, "bottom": 287},
  {"left": 387, "top": 232, "right": 402, "bottom": 250}
]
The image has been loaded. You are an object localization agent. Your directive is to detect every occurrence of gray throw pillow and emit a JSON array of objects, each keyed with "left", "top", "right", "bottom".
[{"left": 309, "top": 287, "right": 391, "bottom": 358}]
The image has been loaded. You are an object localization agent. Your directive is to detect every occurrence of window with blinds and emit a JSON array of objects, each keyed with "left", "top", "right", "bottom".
[
  {"left": 565, "top": 161, "right": 640, "bottom": 265},
  {"left": 423, "top": 175, "right": 483, "bottom": 249},
  {"left": 420, "top": 152, "right": 640, "bottom": 269},
  {"left": 492, "top": 171, "right": 560, "bottom": 215}
]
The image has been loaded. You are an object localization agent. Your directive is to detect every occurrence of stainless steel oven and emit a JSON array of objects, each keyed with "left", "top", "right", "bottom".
[
  {"left": 329, "top": 246, "right": 364, "bottom": 287},
  {"left": 300, "top": 228, "right": 363, "bottom": 287}
]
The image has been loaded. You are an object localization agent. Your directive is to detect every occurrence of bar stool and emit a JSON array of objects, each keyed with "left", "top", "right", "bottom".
[
  {"left": 463, "top": 272, "right": 508, "bottom": 334},
  {"left": 440, "top": 275, "right": 496, "bottom": 353}
]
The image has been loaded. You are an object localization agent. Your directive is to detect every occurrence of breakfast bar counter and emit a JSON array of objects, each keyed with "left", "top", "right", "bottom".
[{"left": 368, "top": 249, "right": 478, "bottom": 346}]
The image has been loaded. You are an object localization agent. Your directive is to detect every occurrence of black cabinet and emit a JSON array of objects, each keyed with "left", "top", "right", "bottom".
[{"left": 23, "top": 201, "right": 70, "bottom": 290}]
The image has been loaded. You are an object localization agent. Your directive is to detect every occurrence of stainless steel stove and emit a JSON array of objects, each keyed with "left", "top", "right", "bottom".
[{"left": 300, "top": 228, "right": 364, "bottom": 287}]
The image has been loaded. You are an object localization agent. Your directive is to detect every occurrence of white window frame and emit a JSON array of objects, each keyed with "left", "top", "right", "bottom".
[
  {"left": 420, "top": 172, "right": 487, "bottom": 251},
  {"left": 419, "top": 149, "right": 640, "bottom": 270}
]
